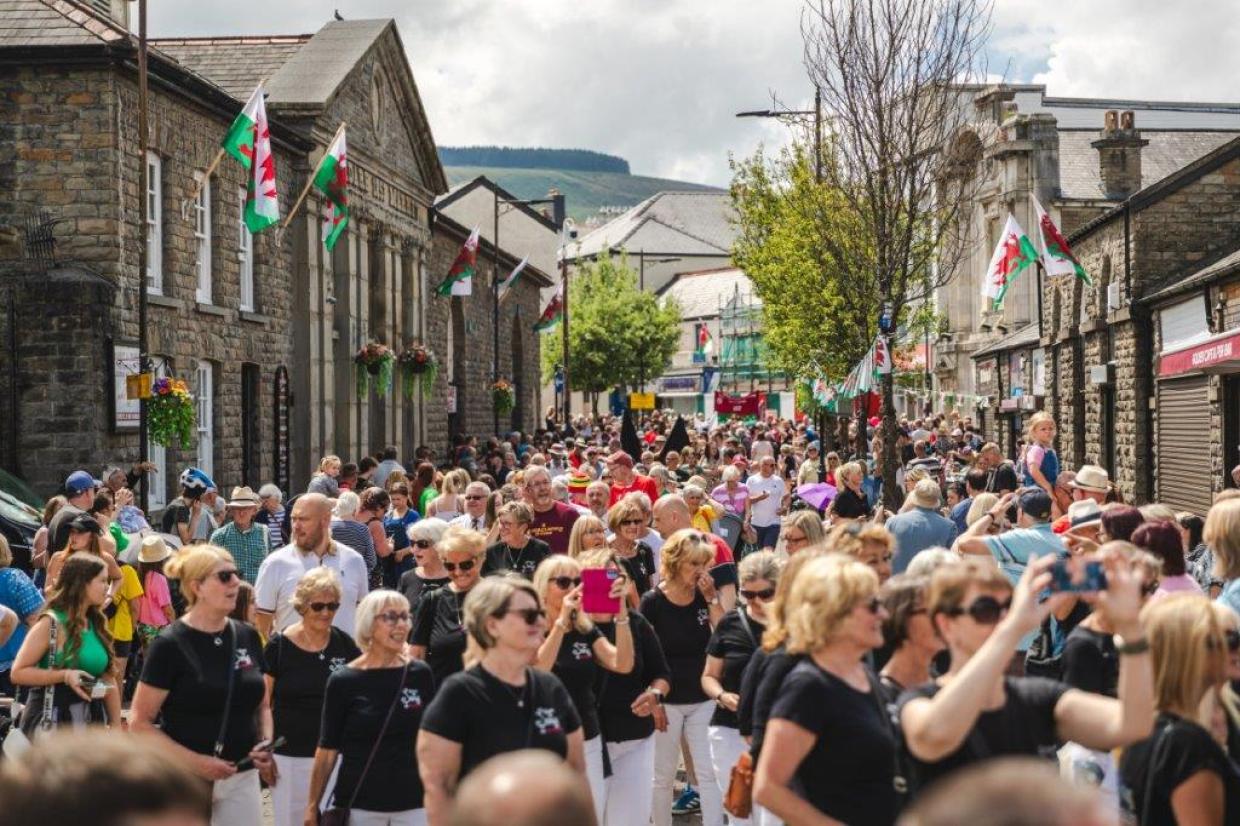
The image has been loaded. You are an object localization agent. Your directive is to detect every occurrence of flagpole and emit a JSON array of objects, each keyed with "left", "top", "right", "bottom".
[
  {"left": 182, "top": 147, "right": 227, "bottom": 220},
  {"left": 282, "top": 120, "right": 346, "bottom": 231}
]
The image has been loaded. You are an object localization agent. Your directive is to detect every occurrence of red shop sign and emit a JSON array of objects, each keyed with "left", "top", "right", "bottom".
[{"left": 1158, "top": 330, "right": 1240, "bottom": 377}]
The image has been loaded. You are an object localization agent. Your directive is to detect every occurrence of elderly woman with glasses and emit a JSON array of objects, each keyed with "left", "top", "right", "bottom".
[
  {"left": 398, "top": 517, "right": 451, "bottom": 618},
  {"left": 608, "top": 496, "right": 658, "bottom": 605},
  {"left": 419, "top": 575, "right": 585, "bottom": 825},
  {"left": 778, "top": 510, "right": 825, "bottom": 556},
  {"left": 533, "top": 554, "right": 634, "bottom": 824},
  {"left": 131, "top": 545, "right": 273, "bottom": 826},
  {"left": 261, "top": 567, "right": 360, "bottom": 826},
  {"left": 411, "top": 527, "right": 486, "bottom": 688},
  {"left": 482, "top": 502, "right": 551, "bottom": 580},
  {"left": 307, "top": 589, "right": 435, "bottom": 826},
  {"left": 702, "top": 550, "right": 782, "bottom": 825}
]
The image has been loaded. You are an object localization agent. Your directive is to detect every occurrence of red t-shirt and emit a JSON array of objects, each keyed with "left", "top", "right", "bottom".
[
  {"left": 708, "top": 533, "right": 734, "bottom": 565},
  {"left": 529, "top": 501, "right": 580, "bottom": 555},
  {"left": 609, "top": 474, "right": 660, "bottom": 507}
]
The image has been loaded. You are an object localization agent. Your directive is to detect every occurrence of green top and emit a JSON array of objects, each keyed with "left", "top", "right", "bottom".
[
  {"left": 41, "top": 609, "right": 110, "bottom": 678},
  {"left": 109, "top": 522, "right": 129, "bottom": 553},
  {"left": 419, "top": 487, "right": 436, "bottom": 516}
]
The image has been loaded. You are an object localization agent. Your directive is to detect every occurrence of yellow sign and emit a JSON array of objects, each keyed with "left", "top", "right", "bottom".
[
  {"left": 629, "top": 392, "right": 656, "bottom": 410},
  {"left": 126, "top": 372, "right": 152, "bottom": 400}
]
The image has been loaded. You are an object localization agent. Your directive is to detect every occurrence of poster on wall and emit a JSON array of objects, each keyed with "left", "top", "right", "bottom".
[
  {"left": 112, "top": 343, "right": 140, "bottom": 432},
  {"left": 1032, "top": 349, "right": 1046, "bottom": 396}
]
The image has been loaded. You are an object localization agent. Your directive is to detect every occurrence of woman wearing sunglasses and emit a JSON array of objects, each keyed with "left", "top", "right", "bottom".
[
  {"left": 898, "top": 553, "right": 1154, "bottom": 794},
  {"left": 753, "top": 555, "right": 897, "bottom": 826},
  {"left": 533, "top": 554, "right": 635, "bottom": 824},
  {"left": 411, "top": 527, "right": 486, "bottom": 688},
  {"left": 131, "top": 545, "right": 273, "bottom": 826},
  {"left": 608, "top": 497, "right": 657, "bottom": 607},
  {"left": 482, "top": 502, "right": 550, "bottom": 580},
  {"left": 419, "top": 575, "right": 585, "bottom": 825},
  {"left": 261, "top": 568, "right": 360, "bottom": 826},
  {"left": 398, "top": 518, "right": 451, "bottom": 618},
  {"left": 777, "top": 510, "right": 824, "bottom": 556},
  {"left": 308, "top": 589, "right": 436, "bottom": 826},
  {"left": 701, "top": 551, "right": 781, "bottom": 825}
]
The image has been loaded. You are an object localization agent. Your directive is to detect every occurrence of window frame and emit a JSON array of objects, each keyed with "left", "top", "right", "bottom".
[
  {"left": 238, "top": 186, "right": 255, "bottom": 312},
  {"left": 196, "top": 360, "right": 214, "bottom": 480},
  {"left": 194, "top": 171, "right": 212, "bottom": 304},
  {"left": 146, "top": 152, "right": 163, "bottom": 295}
]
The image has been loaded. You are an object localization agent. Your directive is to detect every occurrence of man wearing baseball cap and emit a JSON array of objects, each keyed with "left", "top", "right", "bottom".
[
  {"left": 47, "top": 470, "right": 101, "bottom": 560},
  {"left": 606, "top": 450, "right": 660, "bottom": 507},
  {"left": 956, "top": 488, "right": 1065, "bottom": 579}
]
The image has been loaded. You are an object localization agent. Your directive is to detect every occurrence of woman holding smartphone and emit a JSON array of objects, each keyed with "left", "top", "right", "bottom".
[{"left": 533, "top": 554, "right": 634, "bottom": 823}]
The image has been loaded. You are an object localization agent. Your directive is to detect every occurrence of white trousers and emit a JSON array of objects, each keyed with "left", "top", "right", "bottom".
[
  {"left": 653, "top": 701, "right": 723, "bottom": 826},
  {"left": 584, "top": 735, "right": 605, "bottom": 826},
  {"left": 707, "top": 725, "right": 750, "bottom": 825},
  {"left": 271, "top": 754, "right": 339, "bottom": 826},
  {"left": 348, "top": 810, "right": 426, "bottom": 826},
  {"left": 211, "top": 768, "right": 262, "bottom": 826},
  {"left": 602, "top": 735, "right": 656, "bottom": 826}
]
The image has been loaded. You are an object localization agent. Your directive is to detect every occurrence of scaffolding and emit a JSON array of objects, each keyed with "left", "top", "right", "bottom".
[{"left": 717, "top": 283, "right": 791, "bottom": 396}]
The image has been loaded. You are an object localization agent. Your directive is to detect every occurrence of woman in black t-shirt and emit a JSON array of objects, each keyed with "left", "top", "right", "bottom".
[
  {"left": 482, "top": 502, "right": 551, "bottom": 579},
  {"left": 899, "top": 553, "right": 1155, "bottom": 794},
  {"left": 397, "top": 517, "right": 451, "bottom": 618},
  {"left": 307, "top": 590, "right": 435, "bottom": 825},
  {"left": 828, "top": 461, "right": 874, "bottom": 522},
  {"left": 607, "top": 497, "right": 657, "bottom": 607},
  {"left": 261, "top": 567, "right": 360, "bottom": 826},
  {"left": 419, "top": 574, "right": 584, "bottom": 826},
  {"left": 130, "top": 545, "right": 273, "bottom": 826},
  {"left": 877, "top": 574, "right": 942, "bottom": 705},
  {"left": 533, "top": 554, "right": 634, "bottom": 824},
  {"left": 410, "top": 527, "right": 486, "bottom": 687},
  {"left": 754, "top": 554, "right": 897, "bottom": 826},
  {"left": 639, "top": 529, "right": 724, "bottom": 826},
  {"left": 1118, "top": 595, "right": 1240, "bottom": 826}
]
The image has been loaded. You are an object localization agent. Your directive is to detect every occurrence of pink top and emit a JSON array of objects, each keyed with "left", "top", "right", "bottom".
[
  {"left": 137, "top": 570, "right": 172, "bottom": 627},
  {"left": 1153, "top": 574, "right": 1204, "bottom": 599},
  {"left": 1026, "top": 443, "right": 1047, "bottom": 471}
]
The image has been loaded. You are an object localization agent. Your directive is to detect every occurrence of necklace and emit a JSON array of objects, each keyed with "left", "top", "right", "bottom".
[
  {"left": 490, "top": 668, "right": 528, "bottom": 708},
  {"left": 505, "top": 543, "right": 528, "bottom": 573}
]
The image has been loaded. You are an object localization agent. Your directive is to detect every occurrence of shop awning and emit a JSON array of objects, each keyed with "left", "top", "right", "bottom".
[
  {"left": 971, "top": 324, "right": 1040, "bottom": 359},
  {"left": 1158, "top": 328, "right": 1240, "bottom": 377}
]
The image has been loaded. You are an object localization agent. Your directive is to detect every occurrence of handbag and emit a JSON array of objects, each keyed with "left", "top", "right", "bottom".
[
  {"left": 4, "top": 614, "right": 61, "bottom": 758},
  {"left": 319, "top": 663, "right": 410, "bottom": 826},
  {"left": 723, "top": 609, "right": 760, "bottom": 818}
]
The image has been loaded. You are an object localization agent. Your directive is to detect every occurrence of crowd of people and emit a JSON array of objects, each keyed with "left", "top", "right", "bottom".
[{"left": 0, "top": 405, "right": 1238, "bottom": 826}]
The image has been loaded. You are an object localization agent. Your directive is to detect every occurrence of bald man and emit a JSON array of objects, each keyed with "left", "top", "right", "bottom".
[
  {"left": 253, "top": 492, "right": 368, "bottom": 637},
  {"left": 449, "top": 750, "right": 595, "bottom": 826},
  {"left": 652, "top": 495, "right": 737, "bottom": 611}
]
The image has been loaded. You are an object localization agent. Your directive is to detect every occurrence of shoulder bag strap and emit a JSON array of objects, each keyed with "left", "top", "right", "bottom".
[
  {"left": 212, "top": 620, "right": 238, "bottom": 758},
  {"left": 332, "top": 662, "right": 410, "bottom": 810},
  {"left": 736, "top": 608, "right": 758, "bottom": 648},
  {"left": 863, "top": 667, "right": 908, "bottom": 796},
  {"left": 39, "top": 613, "right": 60, "bottom": 731}
]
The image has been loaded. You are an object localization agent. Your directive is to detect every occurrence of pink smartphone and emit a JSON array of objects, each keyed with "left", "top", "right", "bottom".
[{"left": 581, "top": 567, "right": 622, "bottom": 614}]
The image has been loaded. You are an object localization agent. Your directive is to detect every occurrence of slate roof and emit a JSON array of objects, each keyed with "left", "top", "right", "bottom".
[
  {"left": 658, "top": 268, "right": 755, "bottom": 320},
  {"left": 1058, "top": 130, "right": 1240, "bottom": 201},
  {"left": 150, "top": 36, "right": 311, "bottom": 100},
  {"left": 572, "top": 191, "right": 735, "bottom": 259},
  {"left": 0, "top": 0, "right": 126, "bottom": 47},
  {"left": 972, "top": 323, "right": 1041, "bottom": 358},
  {"left": 1147, "top": 247, "right": 1240, "bottom": 303}
]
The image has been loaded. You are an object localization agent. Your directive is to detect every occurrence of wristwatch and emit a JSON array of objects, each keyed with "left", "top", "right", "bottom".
[{"left": 1113, "top": 634, "right": 1150, "bottom": 656}]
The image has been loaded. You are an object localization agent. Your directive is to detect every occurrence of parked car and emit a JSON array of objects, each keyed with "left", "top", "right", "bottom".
[{"left": 0, "top": 469, "right": 42, "bottom": 572}]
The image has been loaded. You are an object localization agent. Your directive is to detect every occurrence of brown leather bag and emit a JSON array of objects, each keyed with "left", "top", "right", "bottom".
[{"left": 723, "top": 750, "right": 755, "bottom": 818}]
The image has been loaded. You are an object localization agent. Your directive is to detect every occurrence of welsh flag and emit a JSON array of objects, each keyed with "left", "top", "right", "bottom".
[
  {"left": 437, "top": 228, "right": 479, "bottom": 296},
  {"left": 312, "top": 129, "right": 349, "bottom": 251},
  {"left": 874, "top": 334, "right": 891, "bottom": 374},
  {"left": 221, "top": 84, "right": 280, "bottom": 233},
  {"left": 982, "top": 214, "right": 1039, "bottom": 308},
  {"left": 697, "top": 324, "right": 714, "bottom": 355},
  {"left": 534, "top": 287, "right": 564, "bottom": 332},
  {"left": 1032, "top": 196, "right": 1091, "bottom": 285},
  {"left": 497, "top": 255, "right": 528, "bottom": 302}
]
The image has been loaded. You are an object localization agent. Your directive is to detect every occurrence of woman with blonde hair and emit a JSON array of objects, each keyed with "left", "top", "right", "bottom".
[
  {"left": 1206, "top": 497, "right": 1240, "bottom": 617},
  {"left": 778, "top": 509, "right": 824, "bottom": 555},
  {"left": 427, "top": 468, "right": 470, "bottom": 522},
  {"left": 754, "top": 554, "right": 898, "bottom": 824},
  {"left": 307, "top": 455, "right": 342, "bottom": 498},
  {"left": 419, "top": 575, "right": 584, "bottom": 825},
  {"left": 829, "top": 522, "right": 896, "bottom": 585},
  {"left": 131, "top": 545, "right": 273, "bottom": 825},
  {"left": 965, "top": 492, "right": 1002, "bottom": 531},
  {"left": 411, "top": 527, "right": 487, "bottom": 688},
  {"left": 1118, "top": 594, "right": 1240, "bottom": 825},
  {"left": 1019, "top": 410, "right": 1059, "bottom": 498},
  {"left": 533, "top": 554, "right": 634, "bottom": 823},
  {"left": 566, "top": 513, "right": 608, "bottom": 559},
  {"left": 482, "top": 501, "right": 550, "bottom": 579},
  {"left": 829, "top": 461, "right": 873, "bottom": 522}
]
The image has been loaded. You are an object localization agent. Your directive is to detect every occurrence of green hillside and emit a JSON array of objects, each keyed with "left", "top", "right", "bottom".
[{"left": 443, "top": 166, "right": 722, "bottom": 223}]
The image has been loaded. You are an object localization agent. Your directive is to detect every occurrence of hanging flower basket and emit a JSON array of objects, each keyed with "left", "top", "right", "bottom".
[
  {"left": 354, "top": 342, "right": 395, "bottom": 398},
  {"left": 398, "top": 344, "right": 439, "bottom": 399},
  {"left": 149, "top": 377, "right": 195, "bottom": 448},
  {"left": 492, "top": 378, "right": 515, "bottom": 416}
]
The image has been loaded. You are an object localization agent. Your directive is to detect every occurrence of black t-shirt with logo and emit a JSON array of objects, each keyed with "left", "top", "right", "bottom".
[
  {"left": 262, "top": 628, "right": 361, "bottom": 757},
  {"left": 595, "top": 613, "right": 670, "bottom": 743},
  {"left": 552, "top": 625, "right": 604, "bottom": 740},
  {"left": 770, "top": 659, "right": 898, "bottom": 826},
  {"left": 398, "top": 569, "right": 450, "bottom": 618},
  {"left": 420, "top": 665, "right": 581, "bottom": 778},
  {"left": 706, "top": 608, "right": 764, "bottom": 728},
  {"left": 411, "top": 586, "right": 468, "bottom": 687},
  {"left": 319, "top": 661, "right": 436, "bottom": 812},
  {"left": 481, "top": 538, "right": 552, "bottom": 579},
  {"left": 617, "top": 543, "right": 657, "bottom": 596},
  {"left": 896, "top": 676, "right": 1068, "bottom": 790},
  {"left": 1120, "top": 712, "right": 1240, "bottom": 826},
  {"left": 140, "top": 619, "right": 267, "bottom": 762},
  {"left": 638, "top": 587, "right": 713, "bottom": 704}
]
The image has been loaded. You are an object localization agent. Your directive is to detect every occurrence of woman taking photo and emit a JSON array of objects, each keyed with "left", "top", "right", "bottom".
[
  {"left": 702, "top": 551, "right": 781, "bottom": 825},
  {"left": 607, "top": 497, "right": 658, "bottom": 603},
  {"left": 131, "top": 545, "right": 273, "bottom": 826},
  {"left": 778, "top": 510, "right": 824, "bottom": 555},
  {"left": 640, "top": 529, "right": 724, "bottom": 826},
  {"left": 877, "top": 574, "right": 943, "bottom": 704},
  {"left": 397, "top": 518, "right": 451, "bottom": 618},
  {"left": 419, "top": 575, "right": 585, "bottom": 825},
  {"left": 482, "top": 502, "right": 550, "bottom": 579},
  {"left": 307, "top": 590, "right": 435, "bottom": 826},
  {"left": 567, "top": 514, "right": 608, "bottom": 559},
  {"left": 12, "top": 555, "right": 120, "bottom": 731},
  {"left": 411, "top": 527, "right": 485, "bottom": 687},
  {"left": 263, "top": 568, "right": 360, "bottom": 826},
  {"left": 753, "top": 554, "right": 897, "bottom": 826},
  {"left": 533, "top": 554, "right": 634, "bottom": 823},
  {"left": 1118, "top": 594, "right": 1240, "bottom": 825}
]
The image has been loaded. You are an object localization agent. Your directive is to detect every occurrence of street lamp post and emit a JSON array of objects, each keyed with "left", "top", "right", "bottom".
[{"left": 736, "top": 87, "right": 822, "bottom": 182}]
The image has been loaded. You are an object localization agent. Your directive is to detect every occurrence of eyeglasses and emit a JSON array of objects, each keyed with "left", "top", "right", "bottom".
[
  {"left": 740, "top": 588, "right": 776, "bottom": 601},
  {"left": 499, "top": 607, "right": 544, "bottom": 625},
  {"left": 465, "top": 494, "right": 487, "bottom": 501},
  {"left": 552, "top": 576, "right": 583, "bottom": 590},
  {"left": 214, "top": 570, "right": 240, "bottom": 584},
  {"left": 308, "top": 601, "right": 341, "bottom": 613},
  {"left": 443, "top": 559, "right": 477, "bottom": 572},
  {"left": 411, "top": 539, "right": 434, "bottom": 549},
  {"left": 376, "top": 611, "right": 412, "bottom": 624},
  {"left": 945, "top": 595, "right": 1012, "bottom": 625},
  {"left": 620, "top": 518, "right": 645, "bottom": 527}
]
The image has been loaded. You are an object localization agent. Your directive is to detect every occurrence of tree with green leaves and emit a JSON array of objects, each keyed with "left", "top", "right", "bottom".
[{"left": 542, "top": 249, "right": 681, "bottom": 414}]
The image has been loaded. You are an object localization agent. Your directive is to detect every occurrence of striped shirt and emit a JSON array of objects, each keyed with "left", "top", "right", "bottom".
[{"left": 331, "top": 518, "right": 377, "bottom": 573}]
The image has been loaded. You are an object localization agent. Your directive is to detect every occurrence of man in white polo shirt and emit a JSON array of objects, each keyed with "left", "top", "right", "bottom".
[
  {"left": 253, "top": 492, "right": 368, "bottom": 638},
  {"left": 747, "top": 454, "right": 786, "bottom": 549}
]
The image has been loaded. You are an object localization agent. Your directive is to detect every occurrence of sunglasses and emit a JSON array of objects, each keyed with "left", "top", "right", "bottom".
[
  {"left": 214, "top": 570, "right": 240, "bottom": 584},
  {"left": 862, "top": 596, "right": 883, "bottom": 615},
  {"left": 499, "top": 607, "right": 544, "bottom": 625},
  {"left": 552, "top": 576, "right": 583, "bottom": 590},
  {"left": 946, "top": 595, "right": 1012, "bottom": 625},
  {"left": 308, "top": 601, "right": 340, "bottom": 613},
  {"left": 376, "top": 611, "right": 412, "bottom": 624},
  {"left": 740, "top": 588, "right": 776, "bottom": 601},
  {"left": 443, "top": 559, "right": 477, "bottom": 572},
  {"left": 411, "top": 539, "right": 435, "bottom": 549},
  {"left": 465, "top": 494, "right": 487, "bottom": 501},
  {"left": 620, "top": 518, "right": 645, "bottom": 527}
]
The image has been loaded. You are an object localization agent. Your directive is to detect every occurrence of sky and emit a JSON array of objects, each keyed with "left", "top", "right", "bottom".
[{"left": 147, "top": 0, "right": 1240, "bottom": 188}]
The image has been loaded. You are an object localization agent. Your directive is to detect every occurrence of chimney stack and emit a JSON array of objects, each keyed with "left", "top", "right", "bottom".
[{"left": 1091, "top": 109, "right": 1148, "bottom": 200}]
